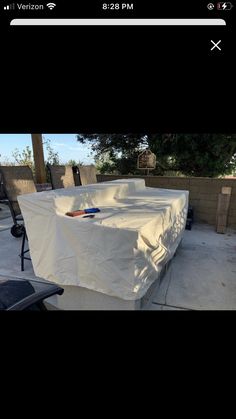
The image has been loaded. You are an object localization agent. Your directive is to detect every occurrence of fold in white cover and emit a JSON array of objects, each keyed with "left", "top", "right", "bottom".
[{"left": 18, "top": 179, "right": 188, "bottom": 300}]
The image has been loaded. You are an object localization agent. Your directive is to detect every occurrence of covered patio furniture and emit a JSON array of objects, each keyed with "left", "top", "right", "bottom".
[
  {"left": 47, "top": 164, "right": 75, "bottom": 189},
  {"left": 18, "top": 179, "right": 189, "bottom": 310}
]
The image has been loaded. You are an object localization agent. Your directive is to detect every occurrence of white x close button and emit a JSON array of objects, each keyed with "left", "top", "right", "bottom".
[{"left": 210, "top": 40, "right": 222, "bottom": 50}]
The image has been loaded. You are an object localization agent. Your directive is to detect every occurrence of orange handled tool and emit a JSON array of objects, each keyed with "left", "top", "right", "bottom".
[
  {"left": 66, "top": 210, "right": 86, "bottom": 217},
  {"left": 66, "top": 208, "right": 100, "bottom": 217}
]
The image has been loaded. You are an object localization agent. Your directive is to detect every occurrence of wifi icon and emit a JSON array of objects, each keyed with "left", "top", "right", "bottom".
[{"left": 47, "top": 3, "right": 56, "bottom": 9}]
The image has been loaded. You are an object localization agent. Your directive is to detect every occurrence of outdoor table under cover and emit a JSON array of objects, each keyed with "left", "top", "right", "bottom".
[{"left": 18, "top": 179, "right": 189, "bottom": 300}]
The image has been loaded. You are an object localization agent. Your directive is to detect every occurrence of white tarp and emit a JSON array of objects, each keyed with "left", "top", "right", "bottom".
[{"left": 18, "top": 179, "right": 188, "bottom": 300}]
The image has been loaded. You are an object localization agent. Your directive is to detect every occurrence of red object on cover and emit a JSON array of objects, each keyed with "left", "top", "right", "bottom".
[{"left": 66, "top": 210, "right": 86, "bottom": 217}]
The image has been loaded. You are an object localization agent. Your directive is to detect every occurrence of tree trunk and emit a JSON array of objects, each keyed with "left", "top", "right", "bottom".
[{"left": 31, "top": 134, "right": 46, "bottom": 184}]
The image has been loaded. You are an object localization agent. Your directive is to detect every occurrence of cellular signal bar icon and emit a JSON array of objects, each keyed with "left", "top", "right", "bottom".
[{"left": 4, "top": 4, "right": 15, "bottom": 10}]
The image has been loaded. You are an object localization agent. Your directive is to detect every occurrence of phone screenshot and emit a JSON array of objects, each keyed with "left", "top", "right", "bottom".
[{"left": 0, "top": 1, "right": 235, "bottom": 311}]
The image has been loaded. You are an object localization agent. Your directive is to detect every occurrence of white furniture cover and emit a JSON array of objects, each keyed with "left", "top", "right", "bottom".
[{"left": 18, "top": 179, "right": 188, "bottom": 300}]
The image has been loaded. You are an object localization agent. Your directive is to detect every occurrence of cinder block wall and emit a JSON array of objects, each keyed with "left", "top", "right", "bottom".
[{"left": 97, "top": 175, "right": 236, "bottom": 228}]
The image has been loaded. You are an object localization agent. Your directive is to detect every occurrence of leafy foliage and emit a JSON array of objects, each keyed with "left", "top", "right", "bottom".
[
  {"left": 67, "top": 159, "right": 84, "bottom": 167},
  {"left": 12, "top": 146, "right": 34, "bottom": 171},
  {"left": 77, "top": 134, "right": 148, "bottom": 175},
  {"left": 43, "top": 138, "right": 60, "bottom": 165},
  {"left": 77, "top": 134, "right": 236, "bottom": 177}
]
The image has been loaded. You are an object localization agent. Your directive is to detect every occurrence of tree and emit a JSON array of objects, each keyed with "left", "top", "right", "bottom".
[
  {"left": 0, "top": 155, "right": 13, "bottom": 166},
  {"left": 94, "top": 152, "right": 117, "bottom": 174},
  {"left": 77, "top": 134, "right": 147, "bottom": 158},
  {"left": 161, "top": 134, "right": 236, "bottom": 177},
  {"left": 12, "top": 146, "right": 34, "bottom": 171},
  {"left": 77, "top": 134, "right": 236, "bottom": 177},
  {"left": 77, "top": 134, "right": 148, "bottom": 174},
  {"left": 67, "top": 159, "right": 84, "bottom": 167},
  {"left": 43, "top": 138, "right": 60, "bottom": 165}
]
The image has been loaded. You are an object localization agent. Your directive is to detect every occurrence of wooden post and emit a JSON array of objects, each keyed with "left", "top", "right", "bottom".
[
  {"left": 216, "top": 187, "right": 232, "bottom": 234},
  {"left": 31, "top": 134, "right": 46, "bottom": 184}
]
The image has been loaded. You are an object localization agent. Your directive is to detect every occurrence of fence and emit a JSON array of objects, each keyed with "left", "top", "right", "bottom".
[{"left": 97, "top": 174, "right": 236, "bottom": 228}]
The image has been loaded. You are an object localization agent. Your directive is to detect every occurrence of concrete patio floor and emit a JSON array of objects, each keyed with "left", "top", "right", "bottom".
[{"left": 1, "top": 203, "right": 236, "bottom": 310}]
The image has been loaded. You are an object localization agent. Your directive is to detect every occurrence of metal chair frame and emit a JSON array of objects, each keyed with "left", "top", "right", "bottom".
[
  {"left": 47, "top": 164, "right": 75, "bottom": 190},
  {"left": 0, "top": 165, "right": 37, "bottom": 270}
]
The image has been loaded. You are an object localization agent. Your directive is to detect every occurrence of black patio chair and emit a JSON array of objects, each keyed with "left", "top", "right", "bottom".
[
  {"left": 47, "top": 164, "right": 75, "bottom": 190},
  {"left": 78, "top": 165, "right": 97, "bottom": 186},
  {"left": 0, "top": 165, "right": 37, "bottom": 271},
  {"left": 186, "top": 205, "right": 194, "bottom": 230},
  {"left": 0, "top": 172, "right": 8, "bottom": 208},
  {"left": 72, "top": 165, "right": 82, "bottom": 186},
  {"left": 0, "top": 165, "right": 37, "bottom": 237},
  {"left": 0, "top": 276, "right": 64, "bottom": 311}
]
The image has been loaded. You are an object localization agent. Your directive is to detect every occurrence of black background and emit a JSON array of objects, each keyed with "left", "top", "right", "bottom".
[{"left": 0, "top": 0, "right": 235, "bottom": 133}]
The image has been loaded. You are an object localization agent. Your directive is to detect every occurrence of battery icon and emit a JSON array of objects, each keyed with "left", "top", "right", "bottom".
[{"left": 217, "top": 2, "right": 233, "bottom": 10}]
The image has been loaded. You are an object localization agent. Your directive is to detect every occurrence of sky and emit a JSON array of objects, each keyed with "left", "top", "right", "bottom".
[{"left": 0, "top": 134, "right": 95, "bottom": 164}]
